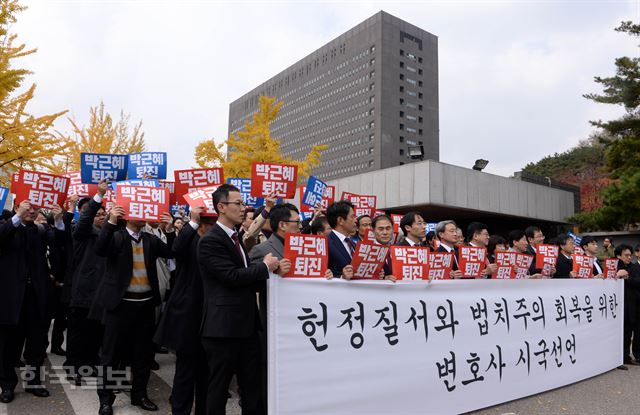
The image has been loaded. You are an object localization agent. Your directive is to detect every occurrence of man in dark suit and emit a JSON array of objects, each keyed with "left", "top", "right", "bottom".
[
  {"left": 154, "top": 206, "right": 213, "bottom": 415},
  {"left": 326, "top": 200, "right": 356, "bottom": 279},
  {"left": 398, "top": 212, "right": 426, "bottom": 247},
  {"left": 197, "top": 184, "right": 286, "bottom": 415},
  {"left": 435, "top": 220, "right": 463, "bottom": 279},
  {"left": 525, "top": 226, "right": 545, "bottom": 257},
  {"left": 93, "top": 205, "right": 176, "bottom": 415},
  {"left": 554, "top": 233, "right": 575, "bottom": 278},
  {"left": 616, "top": 244, "right": 640, "bottom": 368},
  {"left": 65, "top": 182, "right": 109, "bottom": 386},
  {"left": 0, "top": 200, "right": 66, "bottom": 403},
  {"left": 579, "top": 236, "right": 605, "bottom": 277}
]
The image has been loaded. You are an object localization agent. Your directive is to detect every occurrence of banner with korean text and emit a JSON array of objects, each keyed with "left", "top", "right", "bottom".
[{"left": 268, "top": 278, "right": 623, "bottom": 415}]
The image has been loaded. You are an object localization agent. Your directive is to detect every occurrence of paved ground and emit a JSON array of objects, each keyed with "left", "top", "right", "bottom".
[{"left": 1, "top": 347, "right": 638, "bottom": 414}]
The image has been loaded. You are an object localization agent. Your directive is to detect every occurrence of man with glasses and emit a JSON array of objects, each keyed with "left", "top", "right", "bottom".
[
  {"left": 65, "top": 180, "right": 109, "bottom": 386},
  {"left": 466, "top": 222, "right": 497, "bottom": 278},
  {"left": 525, "top": 226, "right": 545, "bottom": 256},
  {"left": 198, "top": 184, "right": 289, "bottom": 415}
]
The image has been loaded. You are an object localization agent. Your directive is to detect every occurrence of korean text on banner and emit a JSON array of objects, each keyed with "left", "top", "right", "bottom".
[
  {"left": 284, "top": 234, "right": 328, "bottom": 278},
  {"left": 350, "top": 241, "right": 388, "bottom": 279},
  {"left": 174, "top": 168, "right": 224, "bottom": 204},
  {"left": 80, "top": 153, "right": 128, "bottom": 184},
  {"left": 12, "top": 170, "right": 69, "bottom": 208},
  {"left": 127, "top": 152, "right": 167, "bottom": 179},
  {"left": 116, "top": 185, "right": 169, "bottom": 222}
]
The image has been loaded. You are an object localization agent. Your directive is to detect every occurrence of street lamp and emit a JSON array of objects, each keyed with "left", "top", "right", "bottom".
[{"left": 472, "top": 159, "right": 489, "bottom": 171}]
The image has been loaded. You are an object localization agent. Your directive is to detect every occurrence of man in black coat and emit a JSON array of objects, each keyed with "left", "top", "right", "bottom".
[
  {"left": 93, "top": 205, "right": 175, "bottom": 415},
  {"left": 616, "top": 244, "right": 640, "bottom": 368},
  {"left": 197, "top": 184, "right": 285, "bottom": 415},
  {"left": 554, "top": 234, "right": 575, "bottom": 278},
  {"left": 435, "top": 220, "right": 463, "bottom": 279},
  {"left": 65, "top": 181, "right": 108, "bottom": 385},
  {"left": 398, "top": 211, "right": 427, "bottom": 247},
  {"left": 154, "top": 206, "right": 213, "bottom": 415},
  {"left": 0, "top": 200, "right": 66, "bottom": 403}
]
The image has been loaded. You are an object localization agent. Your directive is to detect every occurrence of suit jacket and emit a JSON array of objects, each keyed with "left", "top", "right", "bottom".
[
  {"left": 436, "top": 245, "right": 459, "bottom": 271},
  {"left": 69, "top": 200, "right": 106, "bottom": 309},
  {"left": 554, "top": 254, "right": 573, "bottom": 278},
  {"left": 328, "top": 231, "right": 352, "bottom": 278},
  {"left": 154, "top": 224, "right": 203, "bottom": 352},
  {"left": 0, "top": 219, "right": 61, "bottom": 325},
  {"left": 197, "top": 223, "right": 269, "bottom": 338},
  {"left": 92, "top": 222, "right": 175, "bottom": 313}
]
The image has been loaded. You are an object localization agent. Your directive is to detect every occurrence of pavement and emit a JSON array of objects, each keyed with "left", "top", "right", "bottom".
[{"left": 1, "top": 348, "right": 638, "bottom": 414}]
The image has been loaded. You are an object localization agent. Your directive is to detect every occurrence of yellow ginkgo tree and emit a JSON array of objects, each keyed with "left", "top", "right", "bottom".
[
  {"left": 46, "top": 102, "right": 146, "bottom": 174},
  {"left": 0, "top": 0, "right": 68, "bottom": 185},
  {"left": 194, "top": 96, "right": 327, "bottom": 181}
]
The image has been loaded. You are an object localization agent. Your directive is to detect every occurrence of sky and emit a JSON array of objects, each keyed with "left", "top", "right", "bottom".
[{"left": 13, "top": 0, "right": 639, "bottom": 178}]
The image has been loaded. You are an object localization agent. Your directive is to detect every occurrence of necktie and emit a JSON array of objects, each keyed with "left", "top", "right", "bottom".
[
  {"left": 231, "top": 232, "right": 245, "bottom": 264},
  {"left": 345, "top": 237, "right": 355, "bottom": 257}
]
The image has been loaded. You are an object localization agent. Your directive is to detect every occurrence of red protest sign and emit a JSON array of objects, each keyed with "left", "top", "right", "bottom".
[
  {"left": 64, "top": 172, "right": 98, "bottom": 198},
  {"left": 493, "top": 251, "right": 516, "bottom": 279},
  {"left": 250, "top": 162, "right": 297, "bottom": 198},
  {"left": 12, "top": 170, "right": 70, "bottom": 208},
  {"left": 427, "top": 251, "right": 454, "bottom": 280},
  {"left": 514, "top": 253, "right": 534, "bottom": 279},
  {"left": 572, "top": 254, "right": 594, "bottom": 279},
  {"left": 116, "top": 185, "right": 169, "bottom": 222},
  {"left": 182, "top": 185, "right": 219, "bottom": 217},
  {"left": 299, "top": 185, "right": 335, "bottom": 214},
  {"left": 350, "top": 241, "right": 389, "bottom": 280},
  {"left": 535, "top": 244, "right": 559, "bottom": 276},
  {"left": 458, "top": 246, "right": 487, "bottom": 278},
  {"left": 103, "top": 189, "right": 116, "bottom": 211},
  {"left": 390, "top": 245, "right": 428, "bottom": 280},
  {"left": 283, "top": 234, "right": 328, "bottom": 278},
  {"left": 604, "top": 258, "right": 619, "bottom": 279},
  {"left": 159, "top": 180, "right": 176, "bottom": 205},
  {"left": 341, "top": 192, "right": 376, "bottom": 218},
  {"left": 174, "top": 168, "right": 224, "bottom": 204},
  {"left": 391, "top": 214, "right": 403, "bottom": 234}
]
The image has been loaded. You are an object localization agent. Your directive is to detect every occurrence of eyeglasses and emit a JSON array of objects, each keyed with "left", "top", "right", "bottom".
[
  {"left": 220, "top": 201, "right": 246, "bottom": 207},
  {"left": 283, "top": 220, "right": 302, "bottom": 225}
]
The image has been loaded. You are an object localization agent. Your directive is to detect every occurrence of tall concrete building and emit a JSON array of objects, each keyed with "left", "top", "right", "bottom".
[{"left": 228, "top": 11, "right": 439, "bottom": 181}]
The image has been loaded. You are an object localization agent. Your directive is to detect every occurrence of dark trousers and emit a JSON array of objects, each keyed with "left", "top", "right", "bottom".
[
  {"left": 65, "top": 307, "right": 103, "bottom": 373},
  {"left": 0, "top": 284, "right": 49, "bottom": 391},
  {"left": 202, "top": 334, "right": 264, "bottom": 415},
  {"left": 171, "top": 345, "right": 208, "bottom": 415},
  {"left": 97, "top": 300, "right": 155, "bottom": 404},
  {"left": 49, "top": 286, "right": 67, "bottom": 351}
]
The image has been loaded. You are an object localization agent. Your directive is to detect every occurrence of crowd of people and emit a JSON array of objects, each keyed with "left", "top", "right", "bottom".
[{"left": 0, "top": 181, "right": 639, "bottom": 415}]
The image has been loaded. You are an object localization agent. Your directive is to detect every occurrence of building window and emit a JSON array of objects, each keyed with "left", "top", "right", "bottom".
[
  {"left": 418, "top": 92, "right": 423, "bottom": 99},
  {"left": 369, "top": 134, "right": 374, "bottom": 141},
  {"left": 400, "top": 49, "right": 404, "bottom": 56},
  {"left": 399, "top": 111, "right": 404, "bottom": 118},
  {"left": 399, "top": 123, "right": 404, "bottom": 130},
  {"left": 399, "top": 74, "right": 404, "bottom": 80},
  {"left": 399, "top": 136, "right": 404, "bottom": 143},
  {"left": 400, "top": 61, "right": 404, "bottom": 68},
  {"left": 399, "top": 98, "right": 404, "bottom": 105},
  {"left": 399, "top": 149, "right": 404, "bottom": 156},
  {"left": 369, "top": 96, "right": 375, "bottom": 103},
  {"left": 399, "top": 86, "right": 404, "bottom": 92}
]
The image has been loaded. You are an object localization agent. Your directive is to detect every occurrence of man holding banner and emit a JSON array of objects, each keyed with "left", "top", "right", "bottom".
[
  {"left": 197, "top": 184, "right": 286, "bottom": 415},
  {"left": 0, "top": 200, "right": 66, "bottom": 403},
  {"left": 93, "top": 202, "right": 175, "bottom": 415}
]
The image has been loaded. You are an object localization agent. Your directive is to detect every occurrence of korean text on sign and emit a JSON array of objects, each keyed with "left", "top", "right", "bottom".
[
  {"left": 116, "top": 185, "right": 169, "bottom": 222},
  {"left": 458, "top": 246, "right": 487, "bottom": 278},
  {"left": 182, "top": 185, "right": 219, "bottom": 217},
  {"left": 227, "top": 178, "right": 265, "bottom": 208},
  {"left": 80, "top": 153, "right": 128, "bottom": 184},
  {"left": 341, "top": 192, "right": 376, "bottom": 218},
  {"left": 299, "top": 184, "right": 335, "bottom": 214},
  {"left": 127, "top": 152, "right": 167, "bottom": 179},
  {"left": 251, "top": 162, "right": 298, "bottom": 198},
  {"left": 350, "top": 241, "right": 389, "bottom": 280},
  {"left": 284, "top": 234, "right": 329, "bottom": 278},
  {"left": 12, "top": 170, "right": 69, "bottom": 209},
  {"left": 64, "top": 172, "right": 98, "bottom": 197},
  {"left": 572, "top": 254, "right": 594, "bottom": 279},
  {"left": 302, "top": 176, "right": 328, "bottom": 207},
  {"left": 391, "top": 246, "right": 429, "bottom": 280},
  {"left": 174, "top": 168, "right": 225, "bottom": 204},
  {"left": 427, "top": 251, "right": 454, "bottom": 280},
  {"left": 604, "top": 259, "right": 619, "bottom": 279},
  {"left": 536, "top": 244, "right": 559, "bottom": 276},
  {"left": 159, "top": 181, "right": 176, "bottom": 205}
]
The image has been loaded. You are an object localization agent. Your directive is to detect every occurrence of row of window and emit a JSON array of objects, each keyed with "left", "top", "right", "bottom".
[{"left": 317, "top": 160, "right": 374, "bottom": 180}]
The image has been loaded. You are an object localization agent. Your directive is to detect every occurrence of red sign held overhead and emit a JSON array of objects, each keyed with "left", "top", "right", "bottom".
[
  {"left": 350, "top": 241, "right": 389, "bottom": 280},
  {"left": 458, "top": 246, "right": 487, "bottom": 279},
  {"left": 572, "top": 254, "right": 594, "bottom": 279},
  {"left": 116, "top": 185, "right": 169, "bottom": 222},
  {"left": 427, "top": 251, "right": 454, "bottom": 280},
  {"left": 391, "top": 214, "right": 403, "bottom": 234},
  {"left": 64, "top": 172, "right": 98, "bottom": 197},
  {"left": 341, "top": 192, "right": 376, "bottom": 218},
  {"left": 390, "top": 246, "right": 429, "bottom": 280},
  {"left": 182, "top": 185, "right": 219, "bottom": 217},
  {"left": 283, "top": 234, "right": 328, "bottom": 278},
  {"left": 250, "top": 162, "right": 298, "bottom": 198},
  {"left": 12, "top": 170, "right": 70, "bottom": 208},
  {"left": 174, "top": 168, "right": 224, "bottom": 204}
]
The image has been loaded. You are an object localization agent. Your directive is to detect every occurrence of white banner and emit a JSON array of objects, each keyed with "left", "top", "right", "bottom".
[{"left": 268, "top": 278, "right": 623, "bottom": 415}]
